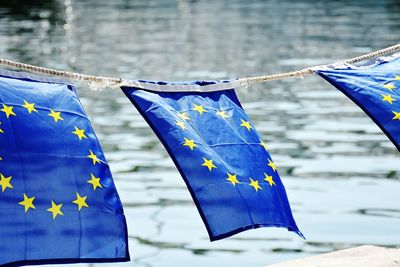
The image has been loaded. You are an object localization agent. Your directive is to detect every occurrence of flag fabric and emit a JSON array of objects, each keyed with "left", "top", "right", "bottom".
[
  {"left": 0, "top": 70, "right": 129, "bottom": 266},
  {"left": 315, "top": 53, "right": 400, "bottom": 151},
  {"left": 122, "top": 81, "right": 303, "bottom": 241}
]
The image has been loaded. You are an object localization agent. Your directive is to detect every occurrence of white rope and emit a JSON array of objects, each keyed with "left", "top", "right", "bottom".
[{"left": 0, "top": 43, "right": 399, "bottom": 92}]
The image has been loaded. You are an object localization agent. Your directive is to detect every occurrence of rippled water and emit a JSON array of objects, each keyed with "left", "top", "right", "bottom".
[{"left": 1, "top": 0, "right": 400, "bottom": 266}]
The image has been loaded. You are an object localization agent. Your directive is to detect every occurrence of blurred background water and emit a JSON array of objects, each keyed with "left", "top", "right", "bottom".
[{"left": 0, "top": 0, "right": 400, "bottom": 266}]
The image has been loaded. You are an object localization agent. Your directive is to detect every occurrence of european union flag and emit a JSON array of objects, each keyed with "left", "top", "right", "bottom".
[
  {"left": 122, "top": 81, "right": 303, "bottom": 241},
  {"left": 315, "top": 54, "right": 400, "bottom": 151},
  {"left": 0, "top": 70, "right": 129, "bottom": 266}
]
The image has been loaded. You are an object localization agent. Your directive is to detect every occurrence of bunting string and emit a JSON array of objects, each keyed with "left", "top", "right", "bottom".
[{"left": 0, "top": 43, "right": 399, "bottom": 92}]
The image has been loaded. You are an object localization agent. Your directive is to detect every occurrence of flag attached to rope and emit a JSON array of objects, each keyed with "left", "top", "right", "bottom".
[
  {"left": 315, "top": 53, "right": 400, "bottom": 151},
  {"left": 122, "top": 81, "right": 303, "bottom": 241},
  {"left": 0, "top": 70, "right": 129, "bottom": 266}
]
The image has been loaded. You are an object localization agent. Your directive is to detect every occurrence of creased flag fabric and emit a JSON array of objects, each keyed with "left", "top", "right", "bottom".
[
  {"left": 315, "top": 53, "right": 400, "bottom": 151},
  {"left": 0, "top": 70, "right": 129, "bottom": 267},
  {"left": 122, "top": 81, "right": 303, "bottom": 241}
]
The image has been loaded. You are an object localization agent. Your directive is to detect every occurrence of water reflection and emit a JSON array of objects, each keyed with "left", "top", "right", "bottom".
[
  {"left": 0, "top": 0, "right": 400, "bottom": 266},
  {"left": 0, "top": 0, "right": 67, "bottom": 64},
  {"left": 0, "top": 0, "right": 63, "bottom": 20}
]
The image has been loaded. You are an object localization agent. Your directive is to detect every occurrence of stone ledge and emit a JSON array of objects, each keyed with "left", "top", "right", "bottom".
[{"left": 267, "top": 245, "right": 400, "bottom": 267}]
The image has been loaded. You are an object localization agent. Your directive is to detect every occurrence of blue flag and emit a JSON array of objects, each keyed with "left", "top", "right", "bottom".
[
  {"left": 315, "top": 54, "right": 400, "bottom": 151},
  {"left": 0, "top": 70, "right": 129, "bottom": 266},
  {"left": 122, "top": 81, "right": 303, "bottom": 241}
]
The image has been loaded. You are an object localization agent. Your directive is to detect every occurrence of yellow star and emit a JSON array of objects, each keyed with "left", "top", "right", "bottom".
[
  {"left": 193, "top": 104, "right": 207, "bottom": 115},
  {"left": 18, "top": 193, "right": 36, "bottom": 213},
  {"left": 216, "top": 110, "right": 229, "bottom": 119},
  {"left": 0, "top": 173, "right": 13, "bottom": 192},
  {"left": 72, "top": 126, "right": 87, "bottom": 140},
  {"left": 202, "top": 157, "right": 216, "bottom": 171},
  {"left": 0, "top": 103, "right": 16, "bottom": 118},
  {"left": 263, "top": 173, "right": 276, "bottom": 187},
  {"left": 267, "top": 158, "right": 277, "bottom": 172},
  {"left": 0, "top": 122, "right": 4, "bottom": 134},
  {"left": 22, "top": 100, "right": 38, "bottom": 113},
  {"left": 260, "top": 140, "right": 268, "bottom": 150},
  {"left": 183, "top": 137, "right": 197, "bottom": 150},
  {"left": 240, "top": 119, "right": 252, "bottom": 131},
  {"left": 226, "top": 172, "right": 239, "bottom": 186},
  {"left": 383, "top": 83, "right": 395, "bottom": 91},
  {"left": 87, "top": 150, "right": 101, "bottom": 165},
  {"left": 176, "top": 120, "right": 187, "bottom": 130},
  {"left": 177, "top": 112, "right": 190, "bottom": 121},
  {"left": 48, "top": 109, "right": 64, "bottom": 122},
  {"left": 381, "top": 94, "right": 395, "bottom": 104},
  {"left": 249, "top": 178, "right": 262, "bottom": 192},
  {"left": 393, "top": 111, "right": 400, "bottom": 120},
  {"left": 47, "top": 201, "right": 63, "bottom": 219},
  {"left": 395, "top": 75, "right": 400, "bottom": 81},
  {"left": 72, "top": 193, "right": 89, "bottom": 210},
  {"left": 87, "top": 173, "right": 103, "bottom": 190}
]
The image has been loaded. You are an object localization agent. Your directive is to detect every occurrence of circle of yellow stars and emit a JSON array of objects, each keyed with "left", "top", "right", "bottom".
[
  {"left": 0, "top": 99, "right": 106, "bottom": 219},
  {"left": 174, "top": 102, "right": 278, "bottom": 193},
  {"left": 380, "top": 75, "right": 400, "bottom": 122}
]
